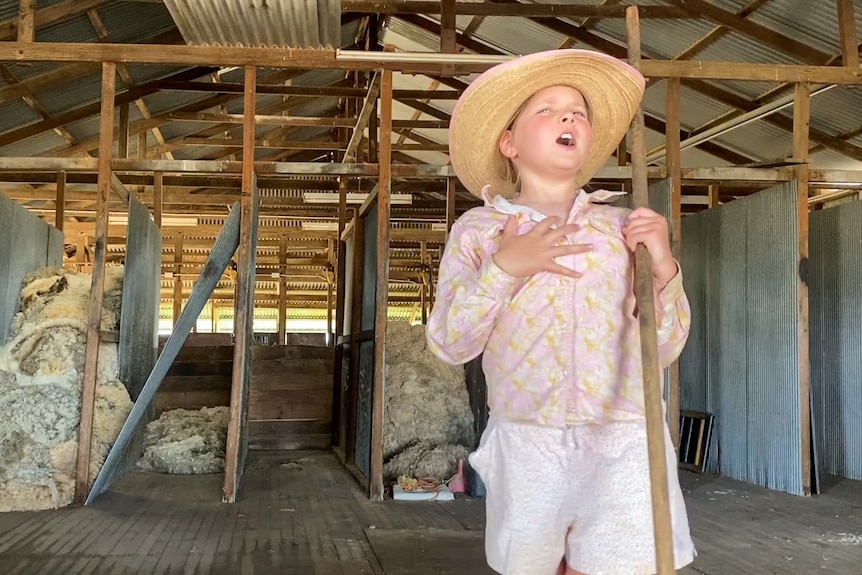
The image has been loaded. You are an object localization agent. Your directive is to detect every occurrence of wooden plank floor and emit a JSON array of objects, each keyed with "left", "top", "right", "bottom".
[{"left": 0, "top": 451, "right": 860, "bottom": 574}]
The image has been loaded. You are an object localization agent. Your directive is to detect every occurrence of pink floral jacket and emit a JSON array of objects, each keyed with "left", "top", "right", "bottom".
[{"left": 426, "top": 188, "right": 691, "bottom": 426}]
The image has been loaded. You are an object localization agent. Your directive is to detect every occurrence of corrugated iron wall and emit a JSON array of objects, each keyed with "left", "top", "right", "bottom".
[
  {"left": 0, "top": 194, "right": 64, "bottom": 344},
  {"left": 680, "top": 182, "right": 807, "bottom": 495},
  {"left": 810, "top": 200, "right": 862, "bottom": 480}
]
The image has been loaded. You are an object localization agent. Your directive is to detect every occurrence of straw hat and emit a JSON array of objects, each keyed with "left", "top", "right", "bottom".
[{"left": 449, "top": 49, "right": 646, "bottom": 199}]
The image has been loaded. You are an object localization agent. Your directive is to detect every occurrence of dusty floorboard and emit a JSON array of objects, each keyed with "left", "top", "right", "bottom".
[{"left": 0, "top": 451, "right": 859, "bottom": 574}]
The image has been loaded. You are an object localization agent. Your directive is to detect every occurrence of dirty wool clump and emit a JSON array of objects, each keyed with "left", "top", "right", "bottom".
[
  {"left": 0, "top": 266, "right": 132, "bottom": 512},
  {"left": 383, "top": 321, "right": 474, "bottom": 483},
  {"left": 137, "top": 407, "right": 230, "bottom": 474}
]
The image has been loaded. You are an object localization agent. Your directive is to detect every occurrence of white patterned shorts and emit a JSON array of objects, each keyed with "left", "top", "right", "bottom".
[{"left": 469, "top": 418, "right": 697, "bottom": 575}]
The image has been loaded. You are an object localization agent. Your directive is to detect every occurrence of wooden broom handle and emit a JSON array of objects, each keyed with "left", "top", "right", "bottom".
[{"left": 625, "top": 6, "right": 677, "bottom": 575}]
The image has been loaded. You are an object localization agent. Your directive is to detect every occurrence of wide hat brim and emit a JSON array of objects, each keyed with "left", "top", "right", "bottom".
[{"left": 449, "top": 49, "right": 646, "bottom": 199}]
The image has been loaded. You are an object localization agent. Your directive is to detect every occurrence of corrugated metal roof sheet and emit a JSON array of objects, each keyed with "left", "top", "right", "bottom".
[
  {"left": 163, "top": 0, "right": 340, "bottom": 48},
  {"left": 36, "top": 15, "right": 99, "bottom": 43},
  {"left": 807, "top": 85, "right": 862, "bottom": 136},
  {"left": 748, "top": 0, "right": 855, "bottom": 57},
  {"left": 0, "top": 99, "right": 42, "bottom": 133},
  {"left": 713, "top": 119, "right": 794, "bottom": 163},
  {"left": 96, "top": 1, "right": 178, "bottom": 44},
  {"left": 592, "top": 16, "right": 717, "bottom": 60},
  {"left": 473, "top": 16, "right": 569, "bottom": 54},
  {"left": 35, "top": 72, "right": 103, "bottom": 117}
]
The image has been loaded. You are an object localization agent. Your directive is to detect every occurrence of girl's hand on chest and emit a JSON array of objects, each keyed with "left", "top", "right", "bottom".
[{"left": 492, "top": 215, "right": 592, "bottom": 279}]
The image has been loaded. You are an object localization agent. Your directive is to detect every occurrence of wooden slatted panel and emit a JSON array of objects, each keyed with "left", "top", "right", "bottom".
[{"left": 248, "top": 345, "right": 335, "bottom": 450}]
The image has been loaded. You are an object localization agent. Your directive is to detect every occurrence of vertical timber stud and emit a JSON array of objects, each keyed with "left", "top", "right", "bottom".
[
  {"left": 666, "top": 77, "right": 682, "bottom": 452},
  {"left": 370, "top": 68, "right": 393, "bottom": 501},
  {"left": 118, "top": 102, "right": 130, "bottom": 160},
  {"left": 17, "top": 0, "right": 35, "bottom": 43},
  {"left": 708, "top": 183, "right": 719, "bottom": 208},
  {"left": 74, "top": 62, "right": 116, "bottom": 504},
  {"left": 838, "top": 0, "right": 859, "bottom": 69},
  {"left": 173, "top": 232, "right": 184, "bottom": 326},
  {"left": 278, "top": 236, "right": 287, "bottom": 344},
  {"left": 55, "top": 171, "right": 66, "bottom": 232},
  {"left": 153, "top": 171, "right": 163, "bottom": 228},
  {"left": 333, "top": 178, "right": 349, "bottom": 445},
  {"left": 794, "top": 82, "right": 812, "bottom": 496},
  {"left": 440, "top": 0, "right": 457, "bottom": 77},
  {"left": 224, "top": 65, "right": 259, "bottom": 503},
  {"left": 625, "top": 8, "right": 676, "bottom": 574}
]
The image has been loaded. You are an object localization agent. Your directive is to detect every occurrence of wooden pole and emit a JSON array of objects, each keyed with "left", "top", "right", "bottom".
[
  {"left": 369, "top": 67, "right": 393, "bottom": 501},
  {"left": 17, "top": 0, "right": 36, "bottom": 43},
  {"left": 118, "top": 101, "right": 129, "bottom": 159},
  {"left": 666, "top": 76, "right": 682, "bottom": 452},
  {"left": 153, "top": 171, "right": 163, "bottom": 228},
  {"left": 625, "top": 7, "right": 676, "bottom": 574},
  {"left": 74, "top": 61, "right": 116, "bottom": 505},
  {"left": 278, "top": 236, "right": 287, "bottom": 344},
  {"left": 55, "top": 170, "right": 66, "bottom": 231},
  {"left": 172, "top": 232, "right": 183, "bottom": 326},
  {"left": 837, "top": 0, "right": 859, "bottom": 69},
  {"left": 708, "top": 183, "right": 719, "bottom": 208},
  {"left": 327, "top": 281, "right": 334, "bottom": 346},
  {"left": 223, "top": 64, "right": 259, "bottom": 503},
  {"left": 793, "top": 81, "right": 812, "bottom": 495},
  {"left": 445, "top": 177, "right": 457, "bottom": 235}
]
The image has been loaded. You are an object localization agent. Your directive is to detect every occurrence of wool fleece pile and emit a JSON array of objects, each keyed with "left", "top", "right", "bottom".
[
  {"left": 383, "top": 321, "right": 474, "bottom": 483},
  {"left": 0, "top": 267, "right": 132, "bottom": 512}
]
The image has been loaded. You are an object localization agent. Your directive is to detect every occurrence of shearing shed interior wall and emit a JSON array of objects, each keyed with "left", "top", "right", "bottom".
[
  {"left": 810, "top": 199, "right": 862, "bottom": 481},
  {"left": 680, "top": 182, "right": 809, "bottom": 495}
]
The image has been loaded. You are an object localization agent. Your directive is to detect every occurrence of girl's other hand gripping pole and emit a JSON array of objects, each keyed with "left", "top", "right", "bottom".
[{"left": 625, "top": 6, "right": 677, "bottom": 575}]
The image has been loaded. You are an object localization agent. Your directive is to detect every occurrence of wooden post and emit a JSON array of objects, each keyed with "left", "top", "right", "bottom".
[
  {"left": 153, "top": 171, "right": 163, "bottom": 228},
  {"left": 445, "top": 177, "right": 457, "bottom": 235},
  {"left": 370, "top": 67, "right": 393, "bottom": 501},
  {"left": 172, "top": 232, "right": 183, "bottom": 326},
  {"left": 17, "top": 0, "right": 36, "bottom": 43},
  {"left": 838, "top": 0, "right": 859, "bottom": 69},
  {"left": 118, "top": 102, "right": 130, "bottom": 159},
  {"left": 794, "top": 81, "right": 812, "bottom": 496},
  {"left": 224, "top": 64, "right": 259, "bottom": 503},
  {"left": 327, "top": 281, "right": 334, "bottom": 346},
  {"left": 666, "top": 76, "right": 682, "bottom": 452},
  {"left": 626, "top": 8, "right": 676, "bottom": 574},
  {"left": 138, "top": 131, "right": 147, "bottom": 159},
  {"left": 708, "top": 183, "right": 720, "bottom": 208},
  {"left": 332, "top": 178, "right": 349, "bottom": 446},
  {"left": 55, "top": 171, "right": 66, "bottom": 232},
  {"left": 278, "top": 236, "right": 287, "bottom": 344},
  {"left": 346, "top": 214, "right": 365, "bottom": 464},
  {"left": 74, "top": 61, "right": 116, "bottom": 505}
]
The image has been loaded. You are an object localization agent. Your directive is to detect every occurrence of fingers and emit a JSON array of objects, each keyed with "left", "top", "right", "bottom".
[
  {"left": 548, "top": 243, "right": 593, "bottom": 257},
  {"left": 544, "top": 262, "right": 582, "bottom": 279}
]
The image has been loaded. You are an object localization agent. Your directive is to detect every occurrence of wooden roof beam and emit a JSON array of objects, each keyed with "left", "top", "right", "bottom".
[{"left": 342, "top": 1, "right": 688, "bottom": 18}]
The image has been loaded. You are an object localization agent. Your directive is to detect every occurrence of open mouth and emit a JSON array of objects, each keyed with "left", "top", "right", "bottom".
[{"left": 556, "top": 132, "right": 574, "bottom": 146}]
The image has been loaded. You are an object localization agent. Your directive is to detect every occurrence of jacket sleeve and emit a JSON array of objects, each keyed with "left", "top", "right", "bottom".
[
  {"left": 426, "top": 218, "right": 525, "bottom": 365},
  {"left": 655, "top": 260, "right": 691, "bottom": 368}
]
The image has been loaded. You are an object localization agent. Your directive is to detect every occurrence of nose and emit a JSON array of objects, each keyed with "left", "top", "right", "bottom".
[{"left": 560, "top": 111, "right": 574, "bottom": 123}]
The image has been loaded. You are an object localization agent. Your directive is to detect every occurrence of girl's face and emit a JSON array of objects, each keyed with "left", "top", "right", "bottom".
[{"left": 499, "top": 85, "right": 593, "bottom": 186}]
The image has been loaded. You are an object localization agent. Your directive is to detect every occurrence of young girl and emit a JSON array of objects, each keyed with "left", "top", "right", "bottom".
[{"left": 426, "top": 49, "right": 697, "bottom": 575}]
